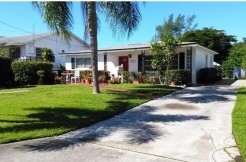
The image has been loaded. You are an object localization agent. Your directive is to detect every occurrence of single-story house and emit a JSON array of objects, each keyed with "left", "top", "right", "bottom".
[
  {"left": 0, "top": 33, "right": 89, "bottom": 69},
  {"left": 63, "top": 42, "right": 218, "bottom": 84}
]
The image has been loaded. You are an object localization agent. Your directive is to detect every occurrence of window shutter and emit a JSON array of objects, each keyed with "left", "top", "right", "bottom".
[
  {"left": 138, "top": 55, "right": 142, "bottom": 72},
  {"left": 71, "top": 58, "right": 75, "bottom": 69}
]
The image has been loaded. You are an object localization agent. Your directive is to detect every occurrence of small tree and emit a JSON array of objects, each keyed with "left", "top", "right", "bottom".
[
  {"left": 222, "top": 42, "right": 246, "bottom": 77},
  {"left": 150, "top": 35, "right": 180, "bottom": 84},
  {"left": 153, "top": 14, "right": 198, "bottom": 40},
  {"left": 0, "top": 47, "right": 9, "bottom": 57},
  {"left": 181, "top": 27, "right": 236, "bottom": 64},
  {"left": 42, "top": 48, "right": 55, "bottom": 62}
]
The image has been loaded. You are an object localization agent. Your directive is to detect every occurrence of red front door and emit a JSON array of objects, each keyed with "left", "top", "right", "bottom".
[{"left": 119, "top": 56, "right": 129, "bottom": 71}]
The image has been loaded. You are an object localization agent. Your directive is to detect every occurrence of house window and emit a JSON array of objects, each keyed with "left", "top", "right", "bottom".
[
  {"left": 9, "top": 47, "right": 20, "bottom": 59},
  {"left": 75, "top": 57, "right": 91, "bottom": 68},
  {"left": 171, "top": 54, "right": 178, "bottom": 69},
  {"left": 179, "top": 52, "right": 185, "bottom": 69},
  {"left": 36, "top": 48, "right": 42, "bottom": 56},
  {"left": 144, "top": 55, "right": 155, "bottom": 71},
  {"left": 138, "top": 54, "right": 178, "bottom": 72}
]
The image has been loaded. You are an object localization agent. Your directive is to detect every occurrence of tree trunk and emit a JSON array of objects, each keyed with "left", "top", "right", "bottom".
[
  {"left": 88, "top": 2, "right": 100, "bottom": 94},
  {"left": 158, "top": 67, "right": 163, "bottom": 85}
]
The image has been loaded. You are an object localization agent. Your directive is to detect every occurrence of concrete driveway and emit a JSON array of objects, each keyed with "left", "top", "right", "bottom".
[{"left": 0, "top": 86, "right": 242, "bottom": 162}]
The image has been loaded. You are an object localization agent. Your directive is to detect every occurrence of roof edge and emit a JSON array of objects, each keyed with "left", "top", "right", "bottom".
[{"left": 62, "top": 42, "right": 219, "bottom": 55}]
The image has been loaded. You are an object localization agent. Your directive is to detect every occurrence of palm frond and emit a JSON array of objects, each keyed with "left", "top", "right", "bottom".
[
  {"left": 99, "top": 2, "right": 141, "bottom": 38},
  {"left": 81, "top": 2, "right": 101, "bottom": 41},
  {"left": 33, "top": 2, "right": 73, "bottom": 41},
  {"left": 81, "top": 2, "right": 89, "bottom": 40}
]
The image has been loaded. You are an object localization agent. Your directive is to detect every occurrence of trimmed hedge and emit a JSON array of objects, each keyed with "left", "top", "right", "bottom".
[
  {"left": 11, "top": 61, "right": 54, "bottom": 85},
  {"left": 0, "top": 56, "right": 14, "bottom": 87},
  {"left": 164, "top": 70, "right": 191, "bottom": 85},
  {"left": 198, "top": 68, "right": 218, "bottom": 84}
]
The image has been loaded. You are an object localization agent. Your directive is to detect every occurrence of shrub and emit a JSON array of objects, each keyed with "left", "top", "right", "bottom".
[
  {"left": 80, "top": 70, "right": 92, "bottom": 79},
  {"left": 214, "top": 66, "right": 222, "bottom": 81},
  {"left": 198, "top": 68, "right": 218, "bottom": 84},
  {"left": 140, "top": 72, "right": 159, "bottom": 84},
  {"left": 11, "top": 61, "right": 54, "bottom": 85},
  {"left": 108, "top": 75, "right": 121, "bottom": 84},
  {"left": 164, "top": 70, "right": 191, "bottom": 85},
  {"left": 98, "top": 70, "right": 110, "bottom": 82},
  {"left": 37, "top": 70, "right": 45, "bottom": 79},
  {"left": 122, "top": 71, "right": 131, "bottom": 83},
  {"left": 120, "top": 71, "right": 158, "bottom": 84},
  {"left": 42, "top": 48, "right": 55, "bottom": 62},
  {"left": 80, "top": 70, "right": 110, "bottom": 82},
  {"left": 0, "top": 56, "right": 14, "bottom": 87}
]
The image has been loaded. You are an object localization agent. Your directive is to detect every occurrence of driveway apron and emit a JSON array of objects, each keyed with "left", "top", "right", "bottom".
[{"left": 0, "top": 86, "right": 241, "bottom": 162}]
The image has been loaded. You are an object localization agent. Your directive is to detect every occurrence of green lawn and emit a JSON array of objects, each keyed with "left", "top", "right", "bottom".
[
  {"left": 233, "top": 87, "right": 246, "bottom": 160},
  {"left": 0, "top": 84, "right": 179, "bottom": 143}
]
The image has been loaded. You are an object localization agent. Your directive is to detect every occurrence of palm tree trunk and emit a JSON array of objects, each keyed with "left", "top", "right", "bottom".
[{"left": 88, "top": 2, "right": 100, "bottom": 94}]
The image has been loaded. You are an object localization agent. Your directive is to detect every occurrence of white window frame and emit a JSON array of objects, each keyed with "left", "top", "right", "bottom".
[{"left": 75, "top": 57, "right": 91, "bottom": 68}]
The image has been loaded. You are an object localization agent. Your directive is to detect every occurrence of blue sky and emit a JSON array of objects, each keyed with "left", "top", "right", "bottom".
[{"left": 0, "top": 2, "right": 246, "bottom": 48}]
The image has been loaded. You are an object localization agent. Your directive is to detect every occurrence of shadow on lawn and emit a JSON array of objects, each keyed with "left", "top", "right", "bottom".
[
  {"left": 15, "top": 103, "right": 209, "bottom": 152},
  {"left": 0, "top": 91, "right": 145, "bottom": 142},
  {"left": 6, "top": 86, "right": 231, "bottom": 152}
]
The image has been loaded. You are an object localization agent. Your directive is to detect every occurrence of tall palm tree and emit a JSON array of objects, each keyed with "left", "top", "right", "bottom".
[{"left": 33, "top": 2, "right": 141, "bottom": 94}]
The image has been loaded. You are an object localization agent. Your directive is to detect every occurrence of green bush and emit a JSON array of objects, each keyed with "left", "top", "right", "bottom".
[
  {"left": 11, "top": 61, "right": 54, "bottom": 85},
  {"left": 214, "top": 66, "right": 222, "bottom": 81},
  {"left": 121, "top": 72, "right": 140, "bottom": 83},
  {"left": 198, "top": 68, "right": 218, "bottom": 84},
  {"left": 122, "top": 71, "right": 131, "bottom": 83},
  {"left": 80, "top": 70, "right": 92, "bottom": 79},
  {"left": 42, "top": 48, "right": 55, "bottom": 62},
  {"left": 98, "top": 70, "right": 110, "bottom": 81},
  {"left": 0, "top": 56, "right": 14, "bottom": 87},
  {"left": 121, "top": 71, "right": 158, "bottom": 84},
  {"left": 164, "top": 70, "right": 191, "bottom": 85},
  {"left": 140, "top": 72, "right": 159, "bottom": 84},
  {"left": 80, "top": 70, "right": 110, "bottom": 81}
]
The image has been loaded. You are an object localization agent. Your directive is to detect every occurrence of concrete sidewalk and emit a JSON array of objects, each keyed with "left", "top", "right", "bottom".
[{"left": 0, "top": 86, "right": 242, "bottom": 162}]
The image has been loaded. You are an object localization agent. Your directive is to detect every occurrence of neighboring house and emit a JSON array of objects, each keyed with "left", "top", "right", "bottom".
[
  {"left": 0, "top": 33, "right": 89, "bottom": 69},
  {"left": 63, "top": 42, "right": 218, "bottom": 84}
]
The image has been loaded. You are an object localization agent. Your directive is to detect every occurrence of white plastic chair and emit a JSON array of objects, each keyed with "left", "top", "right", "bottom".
[{"left": 71, "top": 70, "right": 80, "bottom": 83}]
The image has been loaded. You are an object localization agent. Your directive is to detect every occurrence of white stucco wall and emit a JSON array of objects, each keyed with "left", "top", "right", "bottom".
[
  {"left": 65, "top": 54, "right": 92, "bottom": 70},
  {"left": 64, "top": 45, "right": 216, "bottom": 85},
  {"left": 191, "top": 47, "right": 197, "bottom": 84},
  {"left": 20, "top": 34, "right": 88, "bottom": 69},
  {"left": 194, "top": 46, "right": 215, "bottom": 84},
  {"left": 36, "top": 35, "right": 89, "bottom": 69},
  {"left": 105, "top": 50, "right": 142, "bottom": 77},
  {"left": 98, "top": 54, "right": 104, "bottom": 71},
  {"left": 65, "top": 50, "right": 143, "bottom": 77}
]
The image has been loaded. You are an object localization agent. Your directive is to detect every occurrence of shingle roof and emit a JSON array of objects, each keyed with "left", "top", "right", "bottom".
[
  {"left": 0, "top": 33, "right": 51, "bottom": 46},
  {"left": 0, "top": 32, "right": 89, "bottom": 47},
  {"left": 63, "top": 42, "right": 199, "bottom": 55}
]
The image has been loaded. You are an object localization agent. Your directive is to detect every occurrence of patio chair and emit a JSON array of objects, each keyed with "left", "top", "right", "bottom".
[{"left": 71, "top": 70, "right": 80, "bottom": 83}]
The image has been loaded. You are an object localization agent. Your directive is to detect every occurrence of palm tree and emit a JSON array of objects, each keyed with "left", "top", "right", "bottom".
[{"left": 33, "top": 2, "right": 141, "bottom": 94}]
